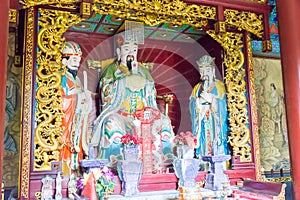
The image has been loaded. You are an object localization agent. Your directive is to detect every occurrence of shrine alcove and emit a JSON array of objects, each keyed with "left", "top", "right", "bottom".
[
  {"left": 8, "top": 1, "right": 275, "bottom": 199},
  {"left": 63, "top": 19, "right": 224, "bottom": 134}
]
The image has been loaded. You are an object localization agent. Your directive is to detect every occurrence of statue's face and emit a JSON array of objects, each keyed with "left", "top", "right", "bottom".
[
  {"left": 64, "top": 55, "right": 81, "bottom": 71},
  {"left": 118, "top": 42, "right": 138, "bottom": 66},
  {"left": 199, "top": 66, "right": 214, "bottom": 83}
]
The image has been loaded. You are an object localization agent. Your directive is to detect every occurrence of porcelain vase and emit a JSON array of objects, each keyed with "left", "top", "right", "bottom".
[
  {"left": 118, "top": 145, "right": 142, "bottom": 196},
  {"left": 173, "top": 158, "right": 199, "bottom": 188},
  {"left": 122, "top": 145, "right": 139, "bottom": 161}
]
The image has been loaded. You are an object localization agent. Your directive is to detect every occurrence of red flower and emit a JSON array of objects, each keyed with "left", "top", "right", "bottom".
[{"left": 120, "top": 133, "right": 141, "bottom": 146}]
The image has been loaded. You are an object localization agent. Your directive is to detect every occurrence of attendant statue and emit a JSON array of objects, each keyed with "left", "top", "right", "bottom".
[
  {"left": 189, "top": 55, "right": 229, "bottom": 158},
  {"left": 90, "top": 32, "right": 174, "bottom": 172},
  {"left": 60, "top": 41, "right": 93, "bottom": 175}
]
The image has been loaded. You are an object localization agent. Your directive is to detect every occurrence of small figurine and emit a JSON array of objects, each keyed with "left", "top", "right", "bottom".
[
  {"left": 55, "top": 172, "right": 63, "bottom": 200},
  {"left": 41, "top": 175, "right": 54, "bottom": 200},
  {"left": 68, "top": 174, "right": 78, "bottom": 200}
]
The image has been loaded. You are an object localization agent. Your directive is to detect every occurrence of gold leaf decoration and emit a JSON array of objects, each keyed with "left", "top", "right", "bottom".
[
  {"left": 21, "top": 7, "right": 35, "bottom": 198},
  {"left": 34, "top": 8, "right": 82, "bottom": 170},
  {"left": 207, "top": 30, "right": 252, "bottom": 162},
  {"left": 92, "top": 0, "right": 216, "bottom": 28},
  {"left": 19, "top": 0, "right": 80, "bottom": 8},
  {"left": 225, "top": 9, "right": 264, "bottom": 38}
]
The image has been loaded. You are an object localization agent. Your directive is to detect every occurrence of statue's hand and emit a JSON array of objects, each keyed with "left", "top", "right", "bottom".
[
  {"left": 83, "top": 90, "right": 92, "bottom": 103},
  {"left": 200, "top": 91, "right": 213, "bottom": 103}
]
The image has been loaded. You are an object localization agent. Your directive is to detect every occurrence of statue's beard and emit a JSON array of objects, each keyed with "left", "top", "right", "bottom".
[
  {"left": 126, "top": 55, "right": 134, "bottom": 71},
  {"left": 201, "top": 76, "right": 210, "bottom": 89},
  {"left": 201, "top": 76, "right": 209, "bottom": 83},
  {"left": 67, "top": 68, "right": 78, "bottom": 79}
]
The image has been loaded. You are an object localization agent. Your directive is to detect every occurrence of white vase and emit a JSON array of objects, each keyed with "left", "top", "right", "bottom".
[
  {"left": 177, "top": 145, "right": 194, "bottom": 159},
  {"left": 173, "top": 158, "right": 199, "bottom": 188},
  {"left": 122, "top": 145, "right": 139, "bottom": 161}
]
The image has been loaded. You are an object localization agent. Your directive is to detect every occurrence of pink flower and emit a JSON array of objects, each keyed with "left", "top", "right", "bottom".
[
  {"left": 173, "top": 131, "right": 197, "bottom": 149},
  {"left": 78, "top": 166, "right": 116, "bottom": 197}
]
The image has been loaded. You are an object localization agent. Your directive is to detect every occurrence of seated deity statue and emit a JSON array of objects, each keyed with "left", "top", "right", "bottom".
[
  {"left": 189, "top": 55, "right": 229, "bottom": 159},
  {"left": 90, "top": 32, "right": 174, "bottom": 172}
]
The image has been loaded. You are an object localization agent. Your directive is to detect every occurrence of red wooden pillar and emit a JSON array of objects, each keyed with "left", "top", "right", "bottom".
[
  {"left": 0, "top": 0, "right": 10, "bottom": 188},
  {"left": 276, "top": 0, "right": 300, "bottom": 199}
]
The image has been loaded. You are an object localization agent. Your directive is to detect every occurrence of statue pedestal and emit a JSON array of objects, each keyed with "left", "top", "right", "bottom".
[
  {"left": 202, "top": 155, "right": 231, "bottom": 191},
  {"left": 173, "top": 159, "right": 199, "bottom": 188},
  {"left": 117, "top": 160, "right": 143, "bottom": 197}
]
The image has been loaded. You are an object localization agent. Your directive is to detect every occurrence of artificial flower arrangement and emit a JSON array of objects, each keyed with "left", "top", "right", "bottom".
[
  {"left": 120, "top": 133, "right": 142, "bottom": 147},
  {"left": 78, "top": 166, "right": 116, "bottom": 200},
  {"left": 173, "top": 131, "right": 197, "bottom": 149}
]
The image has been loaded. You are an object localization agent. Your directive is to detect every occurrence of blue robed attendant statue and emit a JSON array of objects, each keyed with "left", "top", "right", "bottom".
[{"left": 189, "top": 55, "right": 229, "bottom": 159}]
